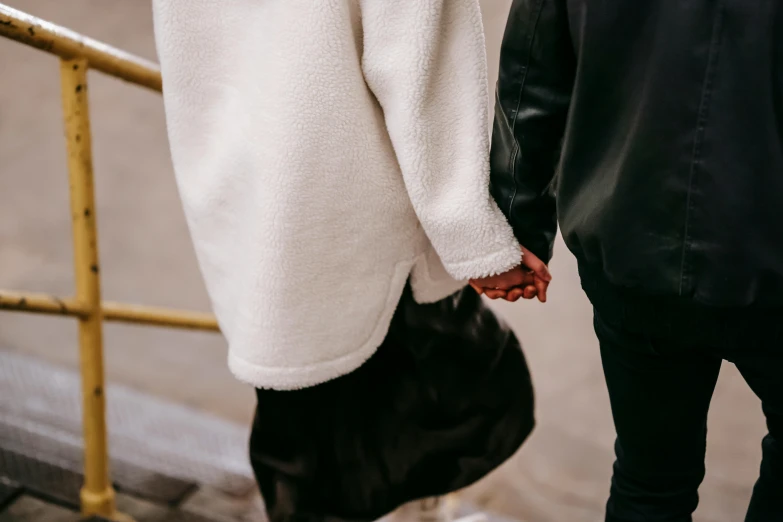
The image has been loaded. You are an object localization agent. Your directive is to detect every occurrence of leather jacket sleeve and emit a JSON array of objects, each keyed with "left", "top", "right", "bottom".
[{"left": 490, "top": 0, "right": 576, "bottom": 264}]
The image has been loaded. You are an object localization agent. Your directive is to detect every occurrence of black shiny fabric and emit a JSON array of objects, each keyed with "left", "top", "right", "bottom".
[
  {"left": 491, "top": 0, "right": 783, "bottom": 307},
  {"left": 249, "top": 286, "right": 535, "bottom": 522}
]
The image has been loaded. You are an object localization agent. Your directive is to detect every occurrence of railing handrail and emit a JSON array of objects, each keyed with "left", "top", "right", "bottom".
[
  {"left": 0, "top": 290, "right": 220, "bottom": 331},
  {"left": 0, "top": 4, "right": 213, "bottom": 520},
  {"left": 0, "top": 4, "right": 162, "bottom": 92}
]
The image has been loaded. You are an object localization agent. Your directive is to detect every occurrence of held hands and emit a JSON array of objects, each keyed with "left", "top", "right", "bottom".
[{"left": 469, "top": 246, "right": 552, "bottom": 303}]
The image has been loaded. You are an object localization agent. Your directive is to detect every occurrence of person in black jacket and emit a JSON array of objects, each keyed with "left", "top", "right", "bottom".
[{"left": 471, "top": 1, "right": 783, "bottom": 521}]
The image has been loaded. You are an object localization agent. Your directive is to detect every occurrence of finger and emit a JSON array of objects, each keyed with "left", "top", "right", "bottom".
[
  {"left": 526, "top": 257, "right": 551, "bottom": 283},
  {"left": 505, "top": 287, "right": 525, "bottom": 302},
  {"left": 522, "top": 285, "right": 537, "bottom": 300},
  {"left": 520, "top": 270, "right": 537, "bottom": 286},
  {"left": 534, "top": 277, "right": 549, "bottom": 303},
  {"left": 521, "top": 247, "right": 552, "bottom": 282},
  {"left": 491, "top": 270, "right": 525, "bottom": 290},
  {"left": 469, "top": 282, "right": 484, "bottom": 295},
  {"left": 484, "top": 289, "right": 507, "bottom": 300},
  {"left": 508, "top": 269, "right": 530, "bottom": 288}
]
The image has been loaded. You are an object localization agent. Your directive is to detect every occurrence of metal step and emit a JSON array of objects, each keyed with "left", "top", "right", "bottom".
[
  {"left": 0, "top": 493, "right": 221, "bottom": 522},
  {"left": 0, "top": 351, "right": 521, "bottom": 522},
  {"left": 0, "top": 447, "right": 230, "bottom": 521},
  {"left": 0, "top": 422, "right": 198, "bottom": 505},
  {"left": 0, "top": 479, "right": 22, "bottom": 512},
  {"left": 0, "top": 350, "right": 266, "bottom": 520},
  {"left": 0, "top": 350, "right": 254, "bottom": 495}
]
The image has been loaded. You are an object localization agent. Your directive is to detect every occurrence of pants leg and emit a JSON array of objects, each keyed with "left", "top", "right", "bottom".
[
  {"left": 735, "top": 355, "right": 783, "bottom": 522},
  {"left": 248, "top": 285, "right": 534, "bottom": 522},
  {"left": 594, "top": 312, "right": 723, "bottom": 522}
]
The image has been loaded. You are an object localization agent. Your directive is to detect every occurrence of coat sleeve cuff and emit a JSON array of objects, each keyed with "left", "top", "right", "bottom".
[{"left": 441, "top": 241, "right": 522, "bottom": 281}]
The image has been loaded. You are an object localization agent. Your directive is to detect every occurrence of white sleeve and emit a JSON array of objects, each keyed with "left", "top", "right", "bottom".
[{"left": 360, "top": 0, "right": 521, "bottom": 280}]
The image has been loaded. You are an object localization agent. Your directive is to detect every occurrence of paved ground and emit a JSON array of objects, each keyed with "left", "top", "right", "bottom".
[{"left": 0, "top": 1, "right": 768, "bottom": 521}]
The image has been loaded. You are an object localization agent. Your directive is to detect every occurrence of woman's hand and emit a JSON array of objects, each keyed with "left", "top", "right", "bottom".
[{"left": 469, "top": 246, "right": 552, "bottom": 302}]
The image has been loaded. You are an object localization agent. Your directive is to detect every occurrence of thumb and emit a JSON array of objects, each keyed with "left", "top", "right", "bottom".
[{"left": 521, "top": 246, "right": 552, "bottom": 282}]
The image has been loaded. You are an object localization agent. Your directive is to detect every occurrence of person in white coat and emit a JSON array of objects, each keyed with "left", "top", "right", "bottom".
[{"left": 152, "top": 1, "right": 539, "bottom": 521}]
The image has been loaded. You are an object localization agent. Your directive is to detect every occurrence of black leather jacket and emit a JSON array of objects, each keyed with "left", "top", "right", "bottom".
[{"left": 490, "top": 0, "right": 783, "bottom": 307}]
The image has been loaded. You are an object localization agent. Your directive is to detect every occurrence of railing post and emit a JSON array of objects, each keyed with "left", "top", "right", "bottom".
[{"left": 60, "top": 57, "right": 130, "bottom": 522}]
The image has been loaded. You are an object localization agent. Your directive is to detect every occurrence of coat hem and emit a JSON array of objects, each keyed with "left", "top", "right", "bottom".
[
  {"left": 228, "top": 347, "right": 378, "bottom": 391},
  {"left": 410, "top": 252, "right": 466, "bottom": 304},
  {"left": 228, "top": 260, "right": 414, "bottom": 390}
]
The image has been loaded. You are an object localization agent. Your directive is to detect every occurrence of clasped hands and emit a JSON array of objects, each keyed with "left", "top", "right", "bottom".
[{"left": 469, "top": 246, "right": 552, "bottom": 303}]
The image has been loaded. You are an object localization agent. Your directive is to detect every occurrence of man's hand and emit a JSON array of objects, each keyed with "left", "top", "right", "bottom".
[
  {"left": 470, "top": 266, "right": 538, "bottom": 302},
  {"left": 469, "top": 246, "right": 552, "bottom": 302},
  {"left": 470, "top": 266, "right": 537, "bottom": 301}
]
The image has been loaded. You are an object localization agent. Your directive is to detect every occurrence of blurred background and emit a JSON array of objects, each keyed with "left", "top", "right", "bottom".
[{"left": 0, "top": 1, "right": 766, "bottom": 521}]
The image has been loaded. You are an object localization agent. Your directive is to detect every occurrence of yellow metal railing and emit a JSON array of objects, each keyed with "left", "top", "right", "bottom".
[{"left": 0, "top": 5, "right": 219, "bottom": 520}]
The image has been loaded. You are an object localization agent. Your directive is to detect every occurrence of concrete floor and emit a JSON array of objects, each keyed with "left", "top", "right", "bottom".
[{"left": 0, "top": 1, "right": 768, "bottom": 521}]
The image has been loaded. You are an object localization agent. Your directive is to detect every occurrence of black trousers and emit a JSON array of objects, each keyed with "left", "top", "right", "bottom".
[
  {"left": 249, "top": 286, "right": 535, "bottom": 522},
  {"left": 594, "top": 309, "right": 783, "bottom": 522}
]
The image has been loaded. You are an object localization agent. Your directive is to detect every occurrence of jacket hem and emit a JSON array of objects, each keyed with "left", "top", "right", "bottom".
[
  {"left": 228, "top": 260, "right": 414, "bottom": 390},
  {"left": 409, "top": 250, "right": 467, "bottom": 304},
  {"left": 578, "top": 262, "right": 783, "bottom": 340},
  {"left": 228, "top": 346, "right": 378, "bottom": 391}
]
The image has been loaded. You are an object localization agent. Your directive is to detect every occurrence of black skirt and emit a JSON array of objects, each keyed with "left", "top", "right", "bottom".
[{"left": 249, "top": 285, "right": 535, "bottom": 522}]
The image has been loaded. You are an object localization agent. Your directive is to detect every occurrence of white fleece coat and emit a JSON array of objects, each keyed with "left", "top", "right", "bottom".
[{"left": 152, "top": 0, "right": 521, "bottom": 390}]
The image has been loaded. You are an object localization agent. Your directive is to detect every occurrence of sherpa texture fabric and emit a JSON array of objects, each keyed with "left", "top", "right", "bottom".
[{"left": 152, "top": 0, "right": 521, "bottom": 389}]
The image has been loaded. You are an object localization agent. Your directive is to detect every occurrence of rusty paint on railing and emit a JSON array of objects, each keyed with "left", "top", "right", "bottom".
[{"left": 0, "top": 5, "right": 161, "bottom": 92}]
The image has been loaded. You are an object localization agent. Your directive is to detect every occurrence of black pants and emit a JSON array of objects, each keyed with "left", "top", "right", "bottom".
[
  {"left": 249, "top": 286, "right": 535, "bottom": 522},
  {"left": 594, "top": 310, "right": 783, "bottom": 522}
]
